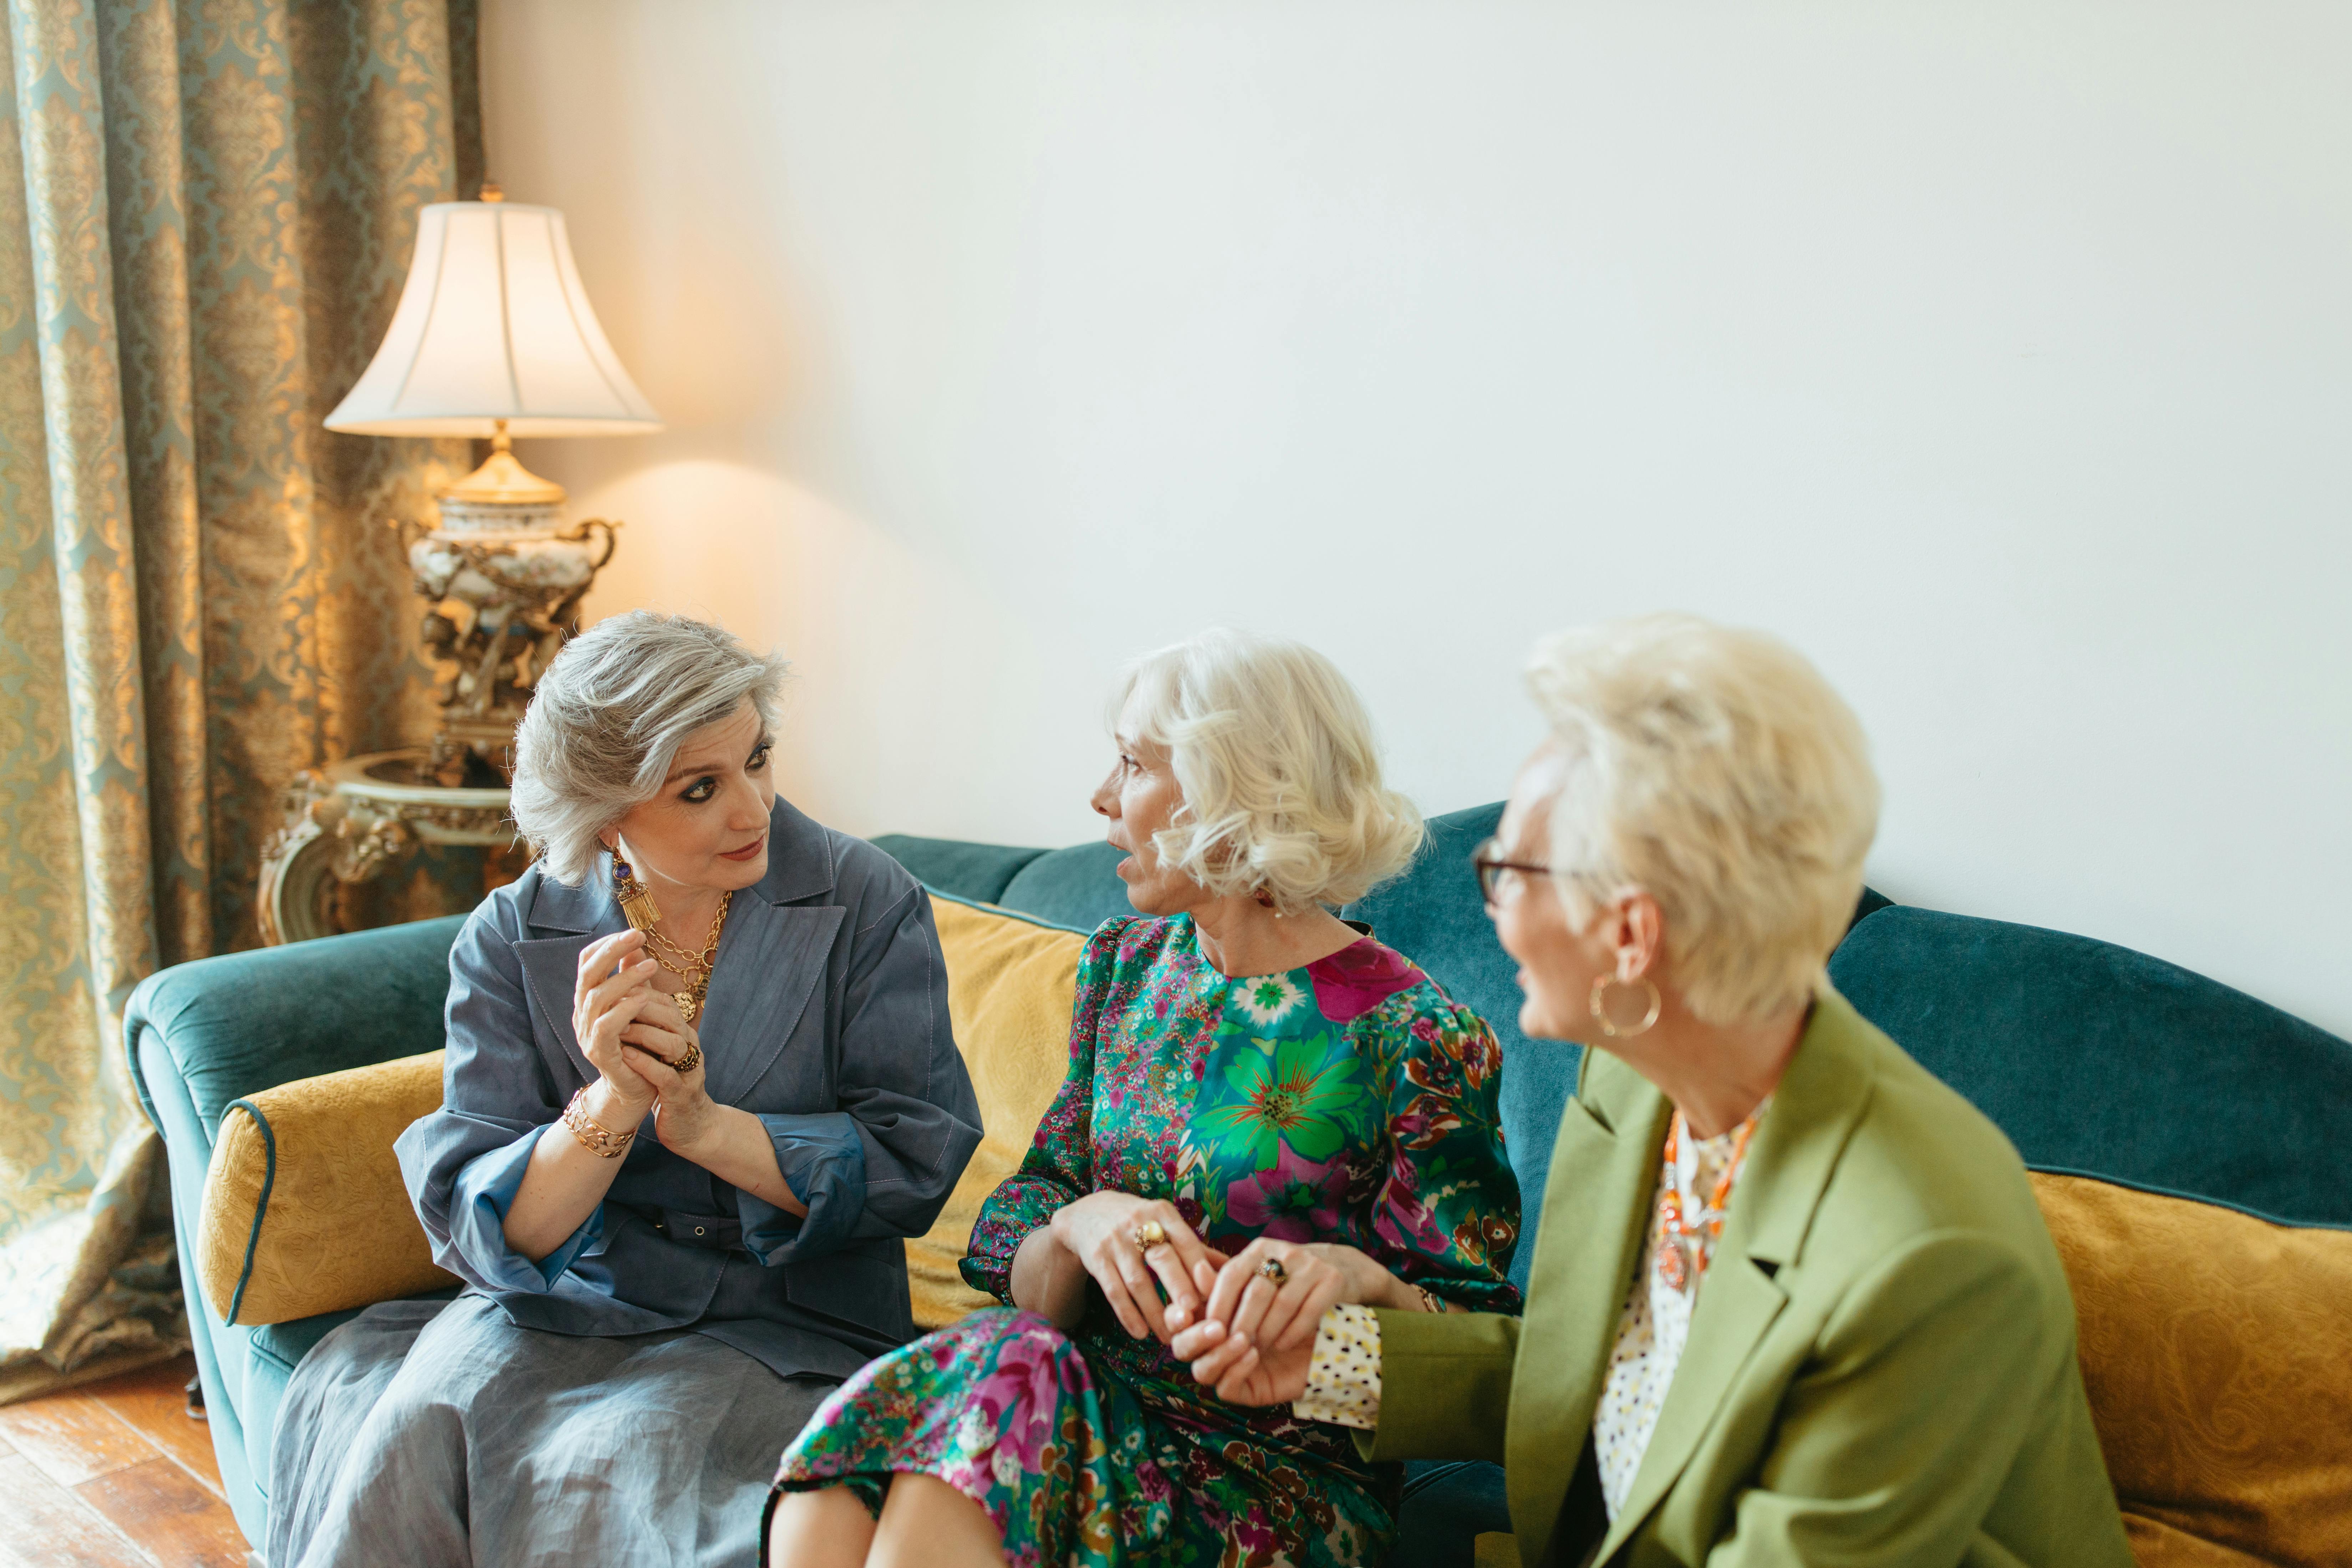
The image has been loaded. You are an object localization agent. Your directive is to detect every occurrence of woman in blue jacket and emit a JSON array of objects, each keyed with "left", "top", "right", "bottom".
[{"left": 267, "top": 611, "right": 982, "bottom": 1568}]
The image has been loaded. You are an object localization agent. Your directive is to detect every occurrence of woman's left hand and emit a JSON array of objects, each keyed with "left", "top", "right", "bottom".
[
  {"left": 1175, "top": 1238, "right": 1389, "bottom": 1388},
  {"left": 620, "top": 993, "right": 716, "bottom": 1152}
]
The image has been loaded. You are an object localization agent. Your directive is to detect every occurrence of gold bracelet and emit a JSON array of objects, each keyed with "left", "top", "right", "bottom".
[
  {"left": 560, "top": 1087, "right": 635, "bottom": 1158},
  {"left": 1414, "top": 1283, "right": 1445, "bottom": 1314}
]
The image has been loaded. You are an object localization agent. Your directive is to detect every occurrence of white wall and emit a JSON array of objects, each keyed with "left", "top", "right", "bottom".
[{"left": 480, "top": 1, "right": 2352, "bottom": 1038}]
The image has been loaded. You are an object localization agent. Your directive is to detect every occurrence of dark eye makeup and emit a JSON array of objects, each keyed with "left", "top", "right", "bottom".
[{"left": 677, "top": 739, "right": 774, "bottom": 804}]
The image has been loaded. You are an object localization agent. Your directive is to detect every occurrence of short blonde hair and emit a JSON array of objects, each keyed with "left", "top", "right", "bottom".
[
  {"left": 509, "top": 611, "right": 790, "bottom": 885},
  {"left": 1120, "top": 630, "right": 1422, "bottom": 913},
  {"left": 1526, "top": 614, "right": 1879, "bottom": 1024}
]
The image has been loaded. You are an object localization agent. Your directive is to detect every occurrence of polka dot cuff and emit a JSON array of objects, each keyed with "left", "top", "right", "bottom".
[{"left": 1294, "top": 1303, "right": 1382, "bottom": 1431}]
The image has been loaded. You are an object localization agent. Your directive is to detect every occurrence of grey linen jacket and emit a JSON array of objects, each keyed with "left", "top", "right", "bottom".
[{"left": 393, "top": 796, "right": 983, "bottom": 1379}]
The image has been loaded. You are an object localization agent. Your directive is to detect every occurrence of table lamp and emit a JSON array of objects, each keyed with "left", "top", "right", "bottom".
[{"left": 326, "top": 182, "right": 660, "bottom": 784}]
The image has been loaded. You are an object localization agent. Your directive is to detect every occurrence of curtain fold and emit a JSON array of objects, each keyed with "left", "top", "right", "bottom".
[{"left": 0, "top": 0, "right": 479, "bottom": 1400}]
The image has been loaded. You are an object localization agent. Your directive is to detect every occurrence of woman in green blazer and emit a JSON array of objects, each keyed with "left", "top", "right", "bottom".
[{"left": 1175, "top": 614, "right": 2134, "bottom": 1567}]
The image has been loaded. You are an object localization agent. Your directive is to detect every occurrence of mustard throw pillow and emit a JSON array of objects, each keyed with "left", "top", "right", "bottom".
[
  {"left": 909, "top": 894, "right": 1088, "bottom": 1329},
  {"left": 2031, "top": 1172, "right": 2352, "bottom": 1568},
  {"left": 197, "top": 1050, "right": 458, "bottom": 1325}
]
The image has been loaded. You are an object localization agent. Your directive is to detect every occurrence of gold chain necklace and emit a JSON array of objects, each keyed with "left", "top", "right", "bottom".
[{"left": 645, "top": 890, "right": 732, "bottom": 1023}]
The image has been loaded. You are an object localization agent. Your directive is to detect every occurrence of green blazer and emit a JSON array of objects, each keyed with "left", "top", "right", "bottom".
[{"left": 1367, "top": 987, "right": 2134, "bottom": 1567}]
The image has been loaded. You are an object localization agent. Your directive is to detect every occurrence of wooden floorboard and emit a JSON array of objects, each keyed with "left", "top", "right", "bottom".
[
  {"left": 86, "top": 1362, "right": 223, "bottom": 1496},
  {"left": 0, "top": 1386, "right": 158, "bottom": 1488},
  {"left": 0, "top": 1354, "right": 246, "bottom": 1567},
  {"left": 0, "top": 1452, "right": 151, "bottom": 1568},
  {"left": 75, "top": 1458, "right": 248, "bottom": 1568}
]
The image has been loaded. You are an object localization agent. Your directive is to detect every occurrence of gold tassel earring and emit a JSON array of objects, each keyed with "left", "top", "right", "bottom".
[{"left": 610, "top": 848, "right": 662, "bottom": 932}]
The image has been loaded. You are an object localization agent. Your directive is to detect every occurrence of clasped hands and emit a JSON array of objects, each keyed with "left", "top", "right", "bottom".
[
  {"left": 1048, "top": 1192, "right": 1396, "bottom": 1407},
  {"left": 571, "top": 929, "right": 720, "bottom": 1154}
]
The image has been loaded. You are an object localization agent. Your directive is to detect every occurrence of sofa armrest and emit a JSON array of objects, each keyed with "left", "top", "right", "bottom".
[
  {"left": 197, "top": 1050, "right": 458, "bottom": 1325},
  {"left": 124, "top": 914, "right": 467, "bottom": 1141}
]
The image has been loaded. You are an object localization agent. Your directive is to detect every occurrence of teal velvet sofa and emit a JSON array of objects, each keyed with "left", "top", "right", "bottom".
[{"left": 124, "top": 801, "right": 2352, "bottom": 1561}]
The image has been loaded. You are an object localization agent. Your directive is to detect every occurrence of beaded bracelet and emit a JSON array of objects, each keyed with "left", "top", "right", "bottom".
[{"left": 561, "top": 1087, "right": 635, "bottom": 1158}]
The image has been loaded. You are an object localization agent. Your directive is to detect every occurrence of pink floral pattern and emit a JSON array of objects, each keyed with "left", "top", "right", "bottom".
[{"left": 1227, "top": 1142, "right": 1354, "bottom": 1239}]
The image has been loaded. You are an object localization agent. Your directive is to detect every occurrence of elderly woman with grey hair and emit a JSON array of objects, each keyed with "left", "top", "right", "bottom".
[
  {"left": 767, "top": 629, "right": 1522, "bottom": 1568},
  {"left": 267, "top": 611, "right": 983, "bottom": 1568}
]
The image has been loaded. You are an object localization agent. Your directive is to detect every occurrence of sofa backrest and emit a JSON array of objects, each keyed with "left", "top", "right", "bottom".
[
  {"left": 1829, "top": 906, "right": 2352, "bottom": 1229},
  {"left": 880, "top": 801, "right": 2352, "bottom": 1287}
]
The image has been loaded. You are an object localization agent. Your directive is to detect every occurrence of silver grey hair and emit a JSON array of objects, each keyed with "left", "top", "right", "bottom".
[{"left": 509, "top": 611, "right": 790, "bottom": 885}]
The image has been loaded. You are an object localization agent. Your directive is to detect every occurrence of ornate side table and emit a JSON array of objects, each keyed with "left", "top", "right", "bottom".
[{"left": 257, "top": 749, "right": 518, "bottom": 945}]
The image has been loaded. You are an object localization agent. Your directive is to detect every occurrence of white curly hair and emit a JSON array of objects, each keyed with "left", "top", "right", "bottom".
[{"left": 1119, "top": 629, "right": 1422, "bottom": 914}]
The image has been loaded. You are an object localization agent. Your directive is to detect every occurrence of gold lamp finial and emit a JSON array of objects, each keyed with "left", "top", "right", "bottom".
[{"left": 479, "top": 179, "right": 503, "bottom": 203}]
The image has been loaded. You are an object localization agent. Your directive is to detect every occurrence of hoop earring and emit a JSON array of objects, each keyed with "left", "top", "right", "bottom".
[{"left": 1589, "top": 974, "right": 1662, "bottom": 1038}]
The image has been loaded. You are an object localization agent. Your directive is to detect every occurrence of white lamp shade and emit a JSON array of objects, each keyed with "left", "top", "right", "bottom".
[{"left": 325, "top": 201, "right": 661, "bottom": 437}]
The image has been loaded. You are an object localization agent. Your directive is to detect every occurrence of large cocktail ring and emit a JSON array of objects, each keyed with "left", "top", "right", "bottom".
[
  {"left": 1257, "top": 1257, "right": 1288, "bottom": 1285},
  {"left": 671, "top": 1042, "right": 702, "bottom": 1075},
  {"left": 1131, "top": 1220, "right": 1168, "bottom": 1255}
]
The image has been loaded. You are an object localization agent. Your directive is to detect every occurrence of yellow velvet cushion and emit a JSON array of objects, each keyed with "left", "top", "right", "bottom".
[
  {"left": 907, "top": 895, "right": 1088, "bottom": 1329},
  {"left": 195, "top": 1050, "right": 459, "bottom": 1326},
  {"left": 2031, "top": 1172, "right": 2352, "bottom": 1568}
]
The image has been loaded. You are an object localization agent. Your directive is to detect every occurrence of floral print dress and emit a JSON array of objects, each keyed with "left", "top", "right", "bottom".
[{"left": 770, "top": 915, "right": 1521, "bottom": 1568}]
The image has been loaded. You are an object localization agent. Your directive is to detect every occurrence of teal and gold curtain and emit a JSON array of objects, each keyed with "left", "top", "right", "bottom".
[{"left": 0, "top": 0, "right": 479, "bottom": 1398}]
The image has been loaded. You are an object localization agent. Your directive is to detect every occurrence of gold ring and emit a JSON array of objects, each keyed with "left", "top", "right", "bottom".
[
  {"left": 1131, "top": 1220, "right": 1167, "bottom": 1255},
  {"left": 672, "top": 1043, "right": 702, "bottom": 1074},
  {"left": 1257, "top": 1257, "right": 1288, "bottom": 1285}
]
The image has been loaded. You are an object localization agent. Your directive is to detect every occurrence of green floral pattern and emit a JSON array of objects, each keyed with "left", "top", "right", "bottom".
[{"left": 773, "top": 915, "right": 1520, "bottom": 1567}]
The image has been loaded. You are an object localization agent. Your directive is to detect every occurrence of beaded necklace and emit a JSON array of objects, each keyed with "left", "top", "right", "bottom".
[{"left": 1653, "top": 1104, "right": 1763, "bottom": 1293}]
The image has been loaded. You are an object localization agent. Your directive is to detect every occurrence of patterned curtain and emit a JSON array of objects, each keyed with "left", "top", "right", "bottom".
[{"left": 0, "top": 0, "right": 480, "bottom": 1400}]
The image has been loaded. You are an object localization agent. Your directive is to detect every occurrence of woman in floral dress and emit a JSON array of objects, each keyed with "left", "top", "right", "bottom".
[{"left": 766, "top": 631, "right": 1521, "bottom": 1568}]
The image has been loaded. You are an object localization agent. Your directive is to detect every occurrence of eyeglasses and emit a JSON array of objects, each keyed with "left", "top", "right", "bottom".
[{"left": 1471, "top": 837, "right": 1551, "bottom": 907}]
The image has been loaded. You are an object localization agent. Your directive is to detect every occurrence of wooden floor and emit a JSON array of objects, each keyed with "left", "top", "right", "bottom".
[{"left": 0, "top": 1354, "right": 248, "bottom": 1568}]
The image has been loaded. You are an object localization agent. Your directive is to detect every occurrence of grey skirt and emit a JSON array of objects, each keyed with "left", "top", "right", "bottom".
[{"left": 267, "top": 1293, "right": 839, "bottom": 1568}]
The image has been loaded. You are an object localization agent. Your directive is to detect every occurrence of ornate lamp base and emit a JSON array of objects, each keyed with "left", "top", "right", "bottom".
[
  {"left": 258, "top": 750, "right": 519, "bottom": 944},
  {"left": 399, "top": 424, "right": 620, "bottom": 784}
]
